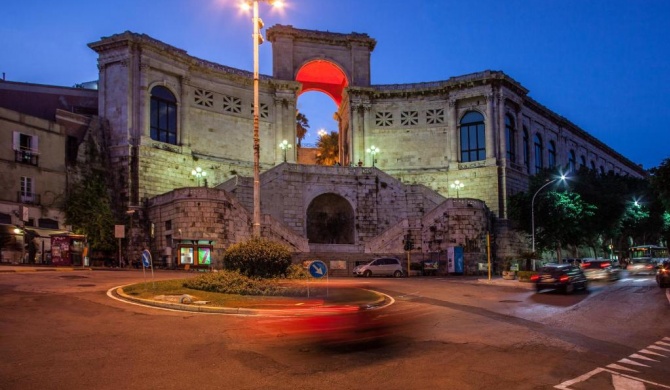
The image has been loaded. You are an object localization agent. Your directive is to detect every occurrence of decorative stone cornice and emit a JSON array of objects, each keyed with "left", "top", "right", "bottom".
[{"left": 266, "top": 24, "right": 377, "bottom": 51}]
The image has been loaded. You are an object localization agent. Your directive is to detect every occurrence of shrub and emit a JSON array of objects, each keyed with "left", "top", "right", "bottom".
[
  {"left": 222, "top": 238, "right": 292, "bottom": 278},
  {"left": 183, "top": 269, "right": 309, "bottom": 296}
]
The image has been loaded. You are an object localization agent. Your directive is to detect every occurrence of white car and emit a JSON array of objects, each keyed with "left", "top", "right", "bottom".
[{"left": 353, "top": 257, "right": 404, "bottom": 278}]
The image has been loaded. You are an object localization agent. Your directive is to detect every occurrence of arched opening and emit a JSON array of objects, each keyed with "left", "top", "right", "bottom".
[
  {"left": 295, "top": 60, "right": 349, "bottom": 165},
  {"left": 306, "top": 193, "right": 354, "bottom": 244}
]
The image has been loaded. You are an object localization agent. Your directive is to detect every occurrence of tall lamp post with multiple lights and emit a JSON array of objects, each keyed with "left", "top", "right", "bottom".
[
  {"left": 191, "top": 166, "right": 207, "bottom": 187},
  {"left": 366, "top": 145, "right": 380, "bottom": 167},
  {"left": 279, "top": 139, "right": 292, "bottom": 162},
  {"left": 242, "top": 0, "right": 283, "bottom": 237},
  {"left": 450, "top": 180, "right": 464, "bottom": 198},
  {"left": 531, "top": 174, "right": 566, "bottom": 255}
]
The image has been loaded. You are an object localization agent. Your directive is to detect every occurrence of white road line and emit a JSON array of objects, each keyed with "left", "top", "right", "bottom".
[
  {"left": 618, "top": 358, "right": 649, "bottom": 367},
  {"left": 629, "top": 353, "right": 659, "bottom": 362},
  {"left": 639, "top": 348, "right": 667, "bottom": 357},
  {"left": 606, "top": 364, "right": 639, "bottom": 373},
  {"left": 649, "top": 345, "right": 670, "bottom": 353}
]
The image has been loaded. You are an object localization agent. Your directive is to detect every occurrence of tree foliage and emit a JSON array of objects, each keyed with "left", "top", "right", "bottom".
[
  {"left": 296, "top": 112, "right": 309, "bottom": 148},
  {"left": 316, "top": 131, "right": 339, "bottom": 165}
]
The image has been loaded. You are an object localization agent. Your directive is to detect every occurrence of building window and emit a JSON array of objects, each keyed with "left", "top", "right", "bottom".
[
  {"left": 523, "top": 127, "right": 530, "bottom": 172},
  {"left": 13, "top": 132, "right": 39, "bottom": 166},
  {"left": 194, "top": 89, "right": 214, "bottom": 108},
  {"left": 591, "top": 160, "right": 596, "bottom": 171},
  {"left": 400, "top": 111, "right": 418, "bottom": 126},
  {"left": 548, "top": 141, "right": 556, "bottom": 168},
  {"left": 38, "top": 218, "right": 59, "bottom": 229},
  {"left": 505, "top": 114, "right": 516, "bottom": 162},
  {"left": 568, "top": 150, "right": 576, "bottom": 173},
  {"left": 460, "top": 111, "right": 486, "bottom": 162},
  {"left": 165, "top": 220, "right": 172, "bottom": 231},
  {"left": 150, "top": 86, "right": 178, "bottom": 145},
  {"left": 580, "top": 155, "right": 586, "bottom": 169},
  {"left": 534, "top": 134, "right": 544, "bottom": 173},
  {"left": 375, "top": 111, "right": 393, "bottom": 127},
  {"left": 223, "top": 95, "right": 241, "bottom": 113},
  {"left": 426, "top": 108, "right": 444, "bottom": 125},
  {"left": 20, "top": 177, "right": 36, "bottom": 204}
]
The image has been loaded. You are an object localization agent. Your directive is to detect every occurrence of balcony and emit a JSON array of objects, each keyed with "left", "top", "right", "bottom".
[
  {"left": 16, "top": 192, "right": 41, "bottom": 205},
  {"left": 14, "top": 149, "right": 39, "bottom": 166}
]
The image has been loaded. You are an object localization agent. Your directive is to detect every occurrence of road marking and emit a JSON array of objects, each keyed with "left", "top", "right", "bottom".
[
  {"left": 666, "top": 288, "right": 670, "bottom": 304},
  {"left": 556, "top": 337, "right": 670, "bottom": 389}
]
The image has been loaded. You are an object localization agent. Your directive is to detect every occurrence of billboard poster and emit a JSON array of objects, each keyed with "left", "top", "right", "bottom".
[
  {"left": 198, "top": 247, "right": 211, "bottom": 265},
  {"left": 180, "top": 247, "right": 193, "bottom": 264}
]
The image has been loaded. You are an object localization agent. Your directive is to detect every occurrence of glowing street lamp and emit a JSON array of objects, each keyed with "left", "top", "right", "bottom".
[
  {"left": 241, "top": 0, "right": 283, "bottom": 237},
  {"left": 191, "top": 166, "right": 207, "bottom": 186},
  {"left": 366, "top": 145, "right": 380, "bottom": 167},
  {"left": 279, "top": 139, "right": 292, "bottom": 162},
  {"left": 318, "top": 129, "right": 327, "bottom": 138},
  {"left": 450, "top": 180, "right": 464, "bottom": 198},
  {"left": 531, "top": 174, "right": 567, "bottom": 255}
]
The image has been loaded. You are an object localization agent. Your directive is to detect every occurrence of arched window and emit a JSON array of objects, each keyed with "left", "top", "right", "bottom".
[
  {"left": 505, "top": 114, "right": 516, "bottom": 162},
  {"left": 600, "top": 165, "right": 605, "bottom": 175},
  {"left": 150, "top": 85, "right": 178, "bottom": 145},
  {"left": 580, "top": 155, "right": 586, "bottom": 169},
  {"left": 568, "top": 150, "right": 576, "bottom": 173},
  {"left": 548, "top": 141, "right": 556, "bottom": 168},
  {"left": 590, "top": 160, "right": 596, "bottom": 171},
  {"left": 534, "top": 134, "right": 543, "bottom": 173},
  {"left": 460, "top": 111, "right": 486, "bottom": 162},
  {"left": 523, "top": 127, "right": 530, "bottom": 172}
]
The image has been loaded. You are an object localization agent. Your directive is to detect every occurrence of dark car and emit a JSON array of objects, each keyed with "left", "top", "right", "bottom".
[
  {"left": 531, "top": 263, "right": 588, "bottom": 294},
  {"left": 657, "top": 260, "right": 670, "bottom": 288}
]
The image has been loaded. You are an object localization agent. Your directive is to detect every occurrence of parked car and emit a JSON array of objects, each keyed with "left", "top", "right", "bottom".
[
  {"left": 531, "top": 263, "right": 588, "bottom": 294},
  {"left": 627, "top": 258, "right": 658, "bottom": 275},
  {"left": 656, "top": 260, "right": 670, "bottom": 288},
  {"left": 581, "top": 259, "right": 621, "bottom": 281},
  {"left": 353, "top": 257, "right": 404, "bottom": 278}
]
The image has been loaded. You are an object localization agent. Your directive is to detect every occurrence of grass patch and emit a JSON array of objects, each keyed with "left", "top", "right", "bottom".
[{"left": 121, "top": 272, "right": 382, "bottom": 308}]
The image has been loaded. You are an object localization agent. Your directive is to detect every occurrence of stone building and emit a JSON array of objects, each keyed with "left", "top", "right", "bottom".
[{"left": 0, "top": 25, "right": 645, "bottom": 270}]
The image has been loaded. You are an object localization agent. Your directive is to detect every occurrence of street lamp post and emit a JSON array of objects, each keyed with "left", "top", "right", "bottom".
[
  {"left": 191, "top": 166, "right": 207, "bottom": 187},
  {"left": 243, "top": 0, "right": 283, "bottom": 237},
  {"left": 450, "top": 180, "right": 464, "bottom": 198},
  {"left": 366, "top": 145, "right": 380, "bottom": 167},
  {"left": 531, "top": 175, "right": 566, "bottom": 255},
  {"left": 279, "top": 139, "right": 292, "bottom": 162}
]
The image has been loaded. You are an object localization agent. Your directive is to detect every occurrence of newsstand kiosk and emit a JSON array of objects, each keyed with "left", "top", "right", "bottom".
[{"left": 50, "top": 234, "right": 86, "bottom": 266}]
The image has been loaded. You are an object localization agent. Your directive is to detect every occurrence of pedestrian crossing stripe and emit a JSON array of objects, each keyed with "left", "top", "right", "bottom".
[{"left": 555, "top": 337, "right": 670, "bottom": 389}]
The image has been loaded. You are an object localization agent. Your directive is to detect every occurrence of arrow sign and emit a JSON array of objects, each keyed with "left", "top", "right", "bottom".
[
  {"left": 309, "top": 260, "right": 328, "bottom": 278},
  {"left": 141, "top": 249, "right": 152, "bottom": 268}
]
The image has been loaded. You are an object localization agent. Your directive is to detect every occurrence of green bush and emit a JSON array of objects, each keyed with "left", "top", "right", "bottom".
[
  {"left": 222, "top": 238, "right": 292, "bottom": 278},
  {"left": 517, "top": 271, "right": 537, "bottom": 282},
  {"left": 183, "top": 269, "right": 309, "bottom": 296}
]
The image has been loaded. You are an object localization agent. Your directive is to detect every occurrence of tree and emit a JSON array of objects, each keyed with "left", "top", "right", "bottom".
[
  {"left": 315, "top": 131, "right": 339, "bottom": 165},
  {"left": 296, "top": 112, "right": 309, "bottom": 148}
]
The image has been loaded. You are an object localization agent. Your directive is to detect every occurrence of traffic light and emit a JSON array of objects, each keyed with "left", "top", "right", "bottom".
[{"left": 404, "top": 234, "right": 414, "bottom": 251}]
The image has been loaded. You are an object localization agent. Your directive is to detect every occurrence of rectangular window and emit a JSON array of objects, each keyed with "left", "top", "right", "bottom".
[
  {"left": 20, "top": 177, "right": 35, "bottom": 203},
  {"left": 13, "top": 132, "right": 39, "bottom": 165},
  {"left": 165, "top": 220, "right": 172, "bottom": 231}
]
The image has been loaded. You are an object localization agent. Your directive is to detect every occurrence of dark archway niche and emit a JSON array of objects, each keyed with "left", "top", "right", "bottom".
[{"left": 306, "top": 193, "right": 355, "bottom": 244}]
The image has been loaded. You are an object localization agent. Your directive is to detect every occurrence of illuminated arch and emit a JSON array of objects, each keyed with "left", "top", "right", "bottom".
[{"left": 295, "top": 60, "right": 349, "bottom": 105}]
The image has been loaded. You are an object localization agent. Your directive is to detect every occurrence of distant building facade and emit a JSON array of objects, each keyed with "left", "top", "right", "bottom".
[{"left": 0, "top": 26, "right": 645, "bottom": 269}]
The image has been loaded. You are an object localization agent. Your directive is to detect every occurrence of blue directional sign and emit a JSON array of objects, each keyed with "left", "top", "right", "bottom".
[
  {"left": 141, "top": 249, "right": 152, "bottom": 268},
  {"left": 309, "top": 260, "right": 328, "bottom": 278}
]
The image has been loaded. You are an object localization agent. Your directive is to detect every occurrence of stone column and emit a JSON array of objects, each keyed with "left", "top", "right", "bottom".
[
  {"left": 448, "top": 98, "right": 458, "bottom": 165},
  {"left": 138, "top": 62, "right": 150, "bottom": 139},
  {"left": 485, "top": 93, "right": 495, "bottom": 160},
  {"left": 179, "top": 75, "right": 190, "bottom": 147}
]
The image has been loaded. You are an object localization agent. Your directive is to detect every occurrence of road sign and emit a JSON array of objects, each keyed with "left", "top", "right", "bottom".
[
  {"left": 309, "top": 260, "right": 327, "bottom": 278},
  {"left": 141, "top": 249, "right": 152, "bottom": 268}
]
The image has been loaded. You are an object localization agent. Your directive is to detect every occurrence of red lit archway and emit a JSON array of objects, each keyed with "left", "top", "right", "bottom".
[{"left": 295, "top": 60, "right": 348, "bottom": 105}]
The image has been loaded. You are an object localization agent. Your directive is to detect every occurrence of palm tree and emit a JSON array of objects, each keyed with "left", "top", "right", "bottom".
[
  {"left": 296, "top": 112, "right": 309, "bottom": 148},
  {"left": 316, "top": 131, "right": 339, "bottom": 166}
]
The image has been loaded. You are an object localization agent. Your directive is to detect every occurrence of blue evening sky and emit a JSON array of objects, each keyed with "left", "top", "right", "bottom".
[{"left": 2, "top": 0, "right": 668, "bottom": 169}]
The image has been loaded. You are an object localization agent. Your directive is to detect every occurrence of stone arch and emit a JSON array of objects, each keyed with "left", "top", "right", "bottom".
[
  {"left": 306, "top": 193, "right": 355, "bottom": 244},
  {"left": 295, "top": 59, "right": 349, "bottom": 105}
]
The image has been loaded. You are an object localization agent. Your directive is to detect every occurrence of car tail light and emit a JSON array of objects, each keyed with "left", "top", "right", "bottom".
[
  {"left": 646, "top": 264, "right": 654, "bottom": 270},
  {"left": 559, "top": 275, "right": 570, "bottom": 283},
  {"left": 601, "top": 262, "right": 610, "bottom": 268},
  {"left": 530, "top": 274, "right": 539, "bottom": 282}
]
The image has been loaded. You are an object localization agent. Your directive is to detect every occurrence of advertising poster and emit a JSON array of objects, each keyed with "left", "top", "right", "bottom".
[
  {"left": 180, "top": 247, "right": 193, "bottom": 264},
  {"left": 198, "top": 247, "right": 211, "bottom": 265}
]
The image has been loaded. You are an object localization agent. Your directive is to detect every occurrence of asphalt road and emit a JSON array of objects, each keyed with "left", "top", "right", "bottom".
[{"left": 0, "top": 270, "right": 668, "bottom": 390}]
